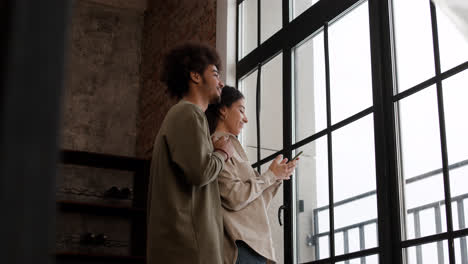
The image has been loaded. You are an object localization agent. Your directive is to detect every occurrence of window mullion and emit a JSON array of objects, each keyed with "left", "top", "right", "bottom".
[
  {"left": 430, "top": 2, "right": 456, "bottom": 263},
  {"left": 324, "top": 22, "right": 336, "bottom": 260},
  {"left": 256, "top": 64, "right": 262, "bottom": 173},
  {"left": 367, "top": 0, "right": 403, "bottom": 264},
  {"left": 283, "top": 47, "right": 294, "bottom": 264}
]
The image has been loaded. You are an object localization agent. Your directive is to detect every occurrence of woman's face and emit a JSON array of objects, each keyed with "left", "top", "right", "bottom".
[{"left": 220, "top": 98, "right": 248, "bottom": 136}]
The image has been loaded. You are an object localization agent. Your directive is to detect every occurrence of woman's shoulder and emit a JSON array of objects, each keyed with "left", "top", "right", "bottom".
[{"left": 212, "top": 132, "right": 249, "bottom": 161}]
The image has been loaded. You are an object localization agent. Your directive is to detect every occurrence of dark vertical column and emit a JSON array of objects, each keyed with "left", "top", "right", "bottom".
[
  {"left": 0, "top": 0, "right": 72, "bottom": 263},
  {"left": 283, "top": 47, "right": 293, "bottom": 264},
  {"left": 131, "top": 161, "right": 150, "bottom": 256},
  {"left": 368, "top": 0, "right": 403, "bottom": 263},
  {"left": 282, "top": 0, "right": 293, "bottom": 262},
  {"left": 256, "top": 65, "right": 262, "bottom": 173},
  {"left": 324, "top": 22, "right": 336, "bottom": 261}
]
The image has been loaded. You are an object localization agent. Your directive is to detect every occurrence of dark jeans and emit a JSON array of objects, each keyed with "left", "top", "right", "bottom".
[{"left": 235, "top": 240, "right": 267, "bottom": 264}]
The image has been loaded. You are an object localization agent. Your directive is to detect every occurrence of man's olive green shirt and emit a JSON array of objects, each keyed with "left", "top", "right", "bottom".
[{"left": 147, "top": 100, "right": 225, "bottom": 264}]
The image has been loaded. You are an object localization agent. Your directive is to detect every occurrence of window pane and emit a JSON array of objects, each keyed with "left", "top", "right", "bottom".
[
  {"left": 329, "top": 2, "right": 373, "bottom": 124},
  {"left": 318, "top": 235, "right": 329, "bottom": 259},
  {"left": 260, "top": 53, "right": 283, "bottom": 160},
  {"left": 260, "top": 0, "right": 282, "bottom": 43},
  {"left": 332, "top": 114, "right": 378, "bottom": 254},
  {"left": 398, "top": 87, "right": 442, "bottom": 179},
  {"left": 239, "top": 70, "right": 258, "bottom": 163},
  {"left": 296, "top": 137, "right": 329, "bottom": 262},
  {"left": 393, "top": 0, "right": 435, "bottom": 92},
  {"left": 443, "top": 70, "right": 468, "bottom": 165},
  {"left": 336, "top": 254, "right": 379, "bottom": 264},
  {"left": 239, "top": 0, "right": 258, "bottom": 59},
  {"left": 404, "top": 172, "right": 447, "bottom": 240},
  {"left": 333, "top": 115, "right": 376, "bottom": 202},
  {"left": 398, "top": 86, "right": 448, "bottom": 239},
  {"left": 455, "top": 236, "right": 468, "bottom": 264},
  {"left": 293, "top": 0, "right": 319, "bottom": 20},
  {"left": 294, "top": 31, "right": 327, "bottom": 143},
  {"left": 436, "top": 6, "right": 468, "bottom": 72},
  {"left": 335, "top": 231, "right": 345, "bottom": 256},
  {"left": 452, "top": 189, "right": 468, "bottom": 231},
  {"left": 404, "top": 240, "right": 449, "bottom": 264},
  {"left": 444, "top": 70, "right": 468, "bottom": 231},
  {"left": 365, "top": 223, "right": 378, "bottom": 249}
]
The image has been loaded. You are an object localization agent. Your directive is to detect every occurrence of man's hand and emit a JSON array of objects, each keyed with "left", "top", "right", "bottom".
[
  {"left": 213, "top": 136, "right": 234, "bottom": 161},
  {"left": 268, "top": 154, "right": 298, "bottom": 180}
]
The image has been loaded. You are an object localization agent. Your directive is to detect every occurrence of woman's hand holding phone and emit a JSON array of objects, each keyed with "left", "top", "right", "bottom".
[{"left": 269, "top": 154, "right": 299, "bottom": 180}]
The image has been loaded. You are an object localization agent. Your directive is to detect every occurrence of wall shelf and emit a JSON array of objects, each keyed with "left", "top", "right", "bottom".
[
  {"left": 55, "top": 252, "right": 145, "bottom": 263},
  {"left": 57, "top": 200, "right": 146, "bottom": 217},
  {"left": 57, "top": 149, "right": 150, "bottom": 261}
]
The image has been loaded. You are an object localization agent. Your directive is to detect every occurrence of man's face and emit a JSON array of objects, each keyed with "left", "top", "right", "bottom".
[{"left": 200, "top": 65, "right": 224, "bottom": 104}]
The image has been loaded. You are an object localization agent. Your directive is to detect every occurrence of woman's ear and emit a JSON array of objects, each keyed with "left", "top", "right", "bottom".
[
  {"left": 220, "top": 106, "right": 228, "bottom": 121},
  {"left": 190, "top": 71, "right": 201, "bottom": 84}
]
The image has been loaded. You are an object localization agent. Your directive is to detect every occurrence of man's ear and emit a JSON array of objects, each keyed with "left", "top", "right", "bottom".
[{"left": 190, "top": 71, "right": 201, "bottom": 85}]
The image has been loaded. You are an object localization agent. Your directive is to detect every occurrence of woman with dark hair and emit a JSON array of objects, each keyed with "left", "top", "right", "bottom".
[{"left": 206, "top": 86, "right": 298, "bottom": 264}]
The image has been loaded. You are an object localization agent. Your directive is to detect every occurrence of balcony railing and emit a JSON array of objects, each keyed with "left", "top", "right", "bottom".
[{"left": 310, "top": 158, "right": 468, "bottom": 263}]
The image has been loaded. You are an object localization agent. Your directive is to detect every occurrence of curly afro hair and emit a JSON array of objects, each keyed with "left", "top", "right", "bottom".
[{"left": 160, "top": 42, "right": 222, "bottom": 99}]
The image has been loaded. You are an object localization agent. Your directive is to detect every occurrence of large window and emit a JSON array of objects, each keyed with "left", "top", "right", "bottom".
[
  {"left": 393, "top": 0, "right": 468, "bottom": 263},
  {"left": 236, "top": 0, "right": 468, "bottom": 264}
]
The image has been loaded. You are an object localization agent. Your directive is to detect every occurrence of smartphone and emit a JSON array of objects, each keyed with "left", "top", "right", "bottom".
[{"left": 290, "top": 151, "right": 303, "bottom": 162}]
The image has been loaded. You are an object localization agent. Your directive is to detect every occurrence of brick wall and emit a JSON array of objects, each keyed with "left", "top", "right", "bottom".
[
  {"left": 57, "top": 0, "right": 145, "bottom": 257},
  {"left": 62, "top": 0, "right": 143, "bottom": 157},
  {"left": 136, "top": 0, "right": 217, "bottom": 159},
  {"left": 58, "top": 0, "right": 218, "bottom": 257}
]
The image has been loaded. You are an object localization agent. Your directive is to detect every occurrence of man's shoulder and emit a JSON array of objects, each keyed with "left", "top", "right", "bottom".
[
  {"left": 163, "top": 100, "right": 205, "bottom": 130},
  {"left": 167, "top": 100, "right": 203, "bottom": 118}
]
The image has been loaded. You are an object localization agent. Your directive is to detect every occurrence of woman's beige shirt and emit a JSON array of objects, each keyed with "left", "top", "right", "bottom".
[{"left": 213, "top": 131, "right": 282, "bottom": 264}]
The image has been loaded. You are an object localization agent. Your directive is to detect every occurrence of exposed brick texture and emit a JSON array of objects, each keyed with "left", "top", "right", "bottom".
[
  {"left": 84, "top": 0, "right": 147, "bottom": 11},
  {"left": 62, "top": 0, "right": 143, "bottom": 157},
  {"left": 136, "top": 0, "right": 217, "bottom": 159},
  {"left": 58, "top": 0, "right": 219, "bottom": 258},
  {"left": 57, "top": 0, "right": 144, "bottom": 257}
]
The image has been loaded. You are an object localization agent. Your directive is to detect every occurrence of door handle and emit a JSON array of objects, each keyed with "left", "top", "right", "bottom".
[{"left": 278, "top": 205, "right": 287, "bottom": 226}]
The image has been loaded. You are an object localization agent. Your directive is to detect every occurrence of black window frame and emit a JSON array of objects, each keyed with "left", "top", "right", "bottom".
[{"left": 236, "top": 0, "right": 468, "bottom": 263}]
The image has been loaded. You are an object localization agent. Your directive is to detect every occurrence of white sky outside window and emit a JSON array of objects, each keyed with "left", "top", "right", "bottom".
[
  {"left": 393, "top": 0, "right": 435, "bottom": 92},
  {"left": 437, "top": 6, "right": 468, "bottom": 72},
  {"left": 455, "top": 236, "right": 468, "bottom": 263},
  {"left": 260, "top": 53, "right": 283, "bottom": 158},
  {"left": 261, "top": 0, "right": 282, "bottom": 43},
  {"left": 328, "top": 2, "right": 373, "bottom": 124},
  {"left": 239, "top": 70, "right": 258, "bottom": 164},
  {"left": 405, "top": 240, "right": 449, "bottom": 263},
  {"left": 335, "top": 254, "right": 379, "bottom": 264},
  {"left": 239, "top": 0, "right": 257, "bottom": 59},
  {"left": 293, "top": 0, "right": 320, "bottom": 20},
  {"left": 394, "top": 0, "right": 468, "bottom": 247}
]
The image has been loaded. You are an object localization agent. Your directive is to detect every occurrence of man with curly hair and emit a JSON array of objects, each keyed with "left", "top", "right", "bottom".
[{"left": 146, "top": 42, "right": 234, "bottom": 264}]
